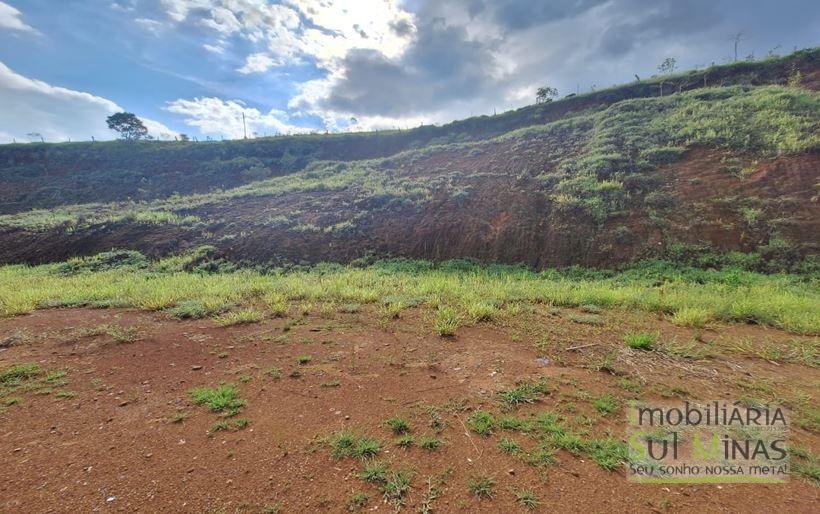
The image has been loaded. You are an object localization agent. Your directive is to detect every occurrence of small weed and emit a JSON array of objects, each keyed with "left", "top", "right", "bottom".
[
  {"left": 330, "top": 432, "right": 382, "bottom": 460},
  {"left": 347, "top": 492, "right": 370, "bottom": 511},
  {"left": 466, "top": 410, "right": 496, "bottom": 437},
  {"left": 55, "top": 390, "right": 76, "bottom": 399},
  {"left": 0, "top": 363, "right": 41, "bottom": 385},
  {"left": 385, "top": 416, "right": 411, "bottom": 434},
  {"left": 210, "top": 420, "right": 230, "bottom": 434},
  {"left": 498, "top": 380, "right": 550, "bottom": 408},
  {"left": 587, "top": 439, "right": 628, "bottom": 471},
  {"left": 233, "top": 417, "right": 250, "bottom": 429},
  {"left": 497, "top": 438, "right": 522, "bottom": 454},
  {"left": 359, "top": 460, "right": 388, "bottom": 484},
  {"left": 382, "top": 469, "right": 413, "bottom": 506},
  {"left": 593, "top": 394, "right": 619, "bottom": 415},
  {"left": 320, "top": 380, "right": 340, "bottom": 388},
  {"left": 418, "top": 436, "right": 444, "bottom": 451},
  {"left": 189, "top": 384, "right": 246, "bottom": 417},
  {"left": 467, "top": 475, "right": 494, "bottom": 499},
  {"left": 624, "top": 332, "right": 657, "bottom": 350},
  {"left": 515, "top": 489, "right": 540, "bottom": 510},
  {"left": 297, "top": 355, "right": 312, "bottom": 365}
]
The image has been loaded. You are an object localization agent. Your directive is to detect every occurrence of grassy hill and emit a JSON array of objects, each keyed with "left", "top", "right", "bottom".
[{"left": 0, "top": 49, "right": 818, "bottom": 270}]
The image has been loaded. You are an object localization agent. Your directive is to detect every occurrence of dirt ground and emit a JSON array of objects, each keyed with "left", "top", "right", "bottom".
[{"left": 0, "top": 306, "right": 817, "bottom": 513}]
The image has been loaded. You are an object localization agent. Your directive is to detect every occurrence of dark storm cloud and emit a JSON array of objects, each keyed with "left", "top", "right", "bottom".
[
  {"left": 597, "top": 0, "right": 722, "bottom": 56},
  {"left": 462, "top": 0, "right": 608, "bottom": 30},
  {"left": 321, "top": 18, "right": 501, "bottom": 117},
  {"left": 307, "top": 0, "right": 819, "bottom": 122}
]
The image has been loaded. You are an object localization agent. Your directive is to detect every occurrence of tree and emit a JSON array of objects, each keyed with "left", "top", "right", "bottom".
[
  {"left": 178, "top": 133, "right": 190, "bottom": 142},
  {"left": 658, "top": 57, "right": 677, "bottom": 75},
  {"left": 106, "top": 112, "right": 148, "bottom": 140},
  {"left": 536, "top": 86, "right": 558, "bottom": 104}
]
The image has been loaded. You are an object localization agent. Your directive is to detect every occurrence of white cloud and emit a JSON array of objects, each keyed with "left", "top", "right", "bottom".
[
  {"left": 237, "top": 52, "right": 278, "bottom": 75},
  {"left": 0, "top": 1, "right": 39, "bottom": 34},
  {"left": 0, "top": 61, "right": 177, "bottom": 143},
  {"left": 154, "top": 0, "right": 414, "bottom": 73},
  {"left": 165, "top": 96, "right": 311, "bottom": 138}
]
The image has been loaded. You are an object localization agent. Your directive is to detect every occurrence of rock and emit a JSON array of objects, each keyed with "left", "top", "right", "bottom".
[{"left": 191, "top": 365, "right": 203, "bottom": 370}]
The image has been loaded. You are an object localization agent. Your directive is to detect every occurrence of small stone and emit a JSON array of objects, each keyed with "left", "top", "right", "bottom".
[
  {"left": 106, "top": 497, "right": 116, "bottom": 503},
  {"left": 118, "top": 400, "right": 129, "bottom": 407},
  {"left": 508, "top": 469, "right": 515, "bottom": 475},
  {"left": 191, "top": 365, "right": 203, "bottom": 370}
]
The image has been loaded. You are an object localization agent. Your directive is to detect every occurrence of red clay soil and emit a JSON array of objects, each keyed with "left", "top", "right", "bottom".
[
  {"left": 1, "top": 307, "right": 817, "bottom": 513},
  {"left": 1, "top": 144, "right": 818, "bottom": 269}
]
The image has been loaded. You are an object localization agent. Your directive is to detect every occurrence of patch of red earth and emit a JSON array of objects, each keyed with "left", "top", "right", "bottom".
[{"left": 1, "top": 308, "right": 817, "bottom": 513}]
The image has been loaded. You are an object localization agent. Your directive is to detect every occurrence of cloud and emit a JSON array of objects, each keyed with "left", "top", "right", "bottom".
[
  {"left": 165, "top": 96, "right": 311, "bottom": 138},
  {"left": 0, "top": 1, "right": 39, "bottom": 34},
  {"left": 153, "top": 0, "right": 414, "bottom": 72},
  {"left": 0, "top": 61, "right": 177, "bottom": 143}
]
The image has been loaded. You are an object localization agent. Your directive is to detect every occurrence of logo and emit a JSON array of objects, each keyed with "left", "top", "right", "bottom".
[{"left": 627, "top": 401, "right": 789, "bottom": 483}]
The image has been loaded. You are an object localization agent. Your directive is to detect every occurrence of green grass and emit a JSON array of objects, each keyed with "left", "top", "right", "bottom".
[
  {"left": 395, "top": 435, "right": 415, "bottom": 448},
  {"left": 1, "top": 255, "right": 818, "bottom": 335},
  {"left": 515, "top": 489, "right": 540, "bottom": 510},
  {"left": 385, "top": 416, "right": 411, "bottom": 434},
  {"left": 671, "top": 307, "right": 712, "bottom": 328},
  {"left": 434, "top": 306, "right": 461, "bottom": 336},
  {"left": 189, "top": 384, "right": 246, "bottom": 417},
  {"left": 593, "top": 394, "right": 619, "bottom": 415},
  {"left": 329, "top": 432, "right": 382, "bottom": 460},
  {"left": 296, "top": 355, "right": 312, "bottom": 365},
  {"left": 358, "top": 460, "right": 388, "bottom": 484},
  {"left": 624, "top": 332, "right": 657, "bottom": 350},
  {"left": 0, "top": 363, "right": 41, "bottom": 385},
  {"left": 418, "top": 436, "right": 444, "bottom": 451},
  {"left": 467, "top": 410, "right": 496, "bottom": 437},
  {"left": 498, "top": 380, "right": 550, "bottom": 408},
  {"left": 586, "top": 439, "right": 629, "bottom": 471},
  {"left": 348, "top": 492, "right": 370, "bottom": 510},
  {"left": 213, "top": 309, "right": 263, "bottom": 327},
  {"left": 497, "top": 438, "right": 522, "bottom": 454},
  {"left": 467, "top": 475, "right": 495, "bottom": 499}
]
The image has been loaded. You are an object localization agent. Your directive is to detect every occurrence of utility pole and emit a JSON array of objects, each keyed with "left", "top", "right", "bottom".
[{"left": 242, "top": 112, "right": 247, "bottom": 139}]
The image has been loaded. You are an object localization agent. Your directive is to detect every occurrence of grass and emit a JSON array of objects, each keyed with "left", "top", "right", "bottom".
[
  {"left": 395, "top": 435, "right": 415, "bottom": 448},
  {"left": 296, "top": 355, "right": 312, "bottom": 365},
  {"left": 418, "top": 436, "right": 444, "bottom": 451},
  {"left": 382, "top": 469, "right": 413, "bottom": 506},
  {"left": 1, "top": 256, "right": 818, "bottom": 335},
  {"left": 434, "top": 307, "right": 461, "bottom": 336},
  {"left": 467, "top": 410, "right": 496, "bottom": 437},
  {"left": 359, "top": 460, "right": 388, "bottom": 483},
  {"left": 348, "top": 492, "right": 370, "bottom": 510},
  {"left": 0, "top": 363, "right": 41, "bottom": 385},
  {"left": 671, "top": 307, "right": 712, "bottom": 328},
  {"left": 498, "top": 380, "right": 550, "bottom": 409},
  {"left": 329, "top": 432, "right": 382, "bottom": 460},
  {"left": 586, "top": 439, "right": 629, "bottom": 471},
  {"left": 624, "top": 332, "right": 657, "bottom": 350},
  {"left": 593, "top": 394, "right": 619, "bottom": 415},
  {"left": 385, "top": 416, "right": 410, "bottom": 434},
  {"left": 467, "top": 475, "right": 495, "bottom": 499},
  {"left": 213, "top": 309, "right": 263, "bottom": 327},
  {"left": 497, "top": 438, "right": 522, "bottom": 454},
  {"left": 515, "top": 489, "right": 539, "bottom": 509},
  {"left": 189, "top": 384, "right": 246, "bottom": 417}
]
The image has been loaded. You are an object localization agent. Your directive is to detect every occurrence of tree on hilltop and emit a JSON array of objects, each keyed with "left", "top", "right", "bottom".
[{"left": 106, "top": 112, "right": 148, "bottom": 140}]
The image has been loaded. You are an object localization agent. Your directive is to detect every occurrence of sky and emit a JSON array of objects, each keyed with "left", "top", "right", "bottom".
[{"left": 0, "top": 0, "right": 817, "bottom": 143}]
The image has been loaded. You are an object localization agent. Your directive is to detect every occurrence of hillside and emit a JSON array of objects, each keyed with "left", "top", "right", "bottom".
[{"left": 0, "top": 49, "right": 818, "bottom": 269}]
